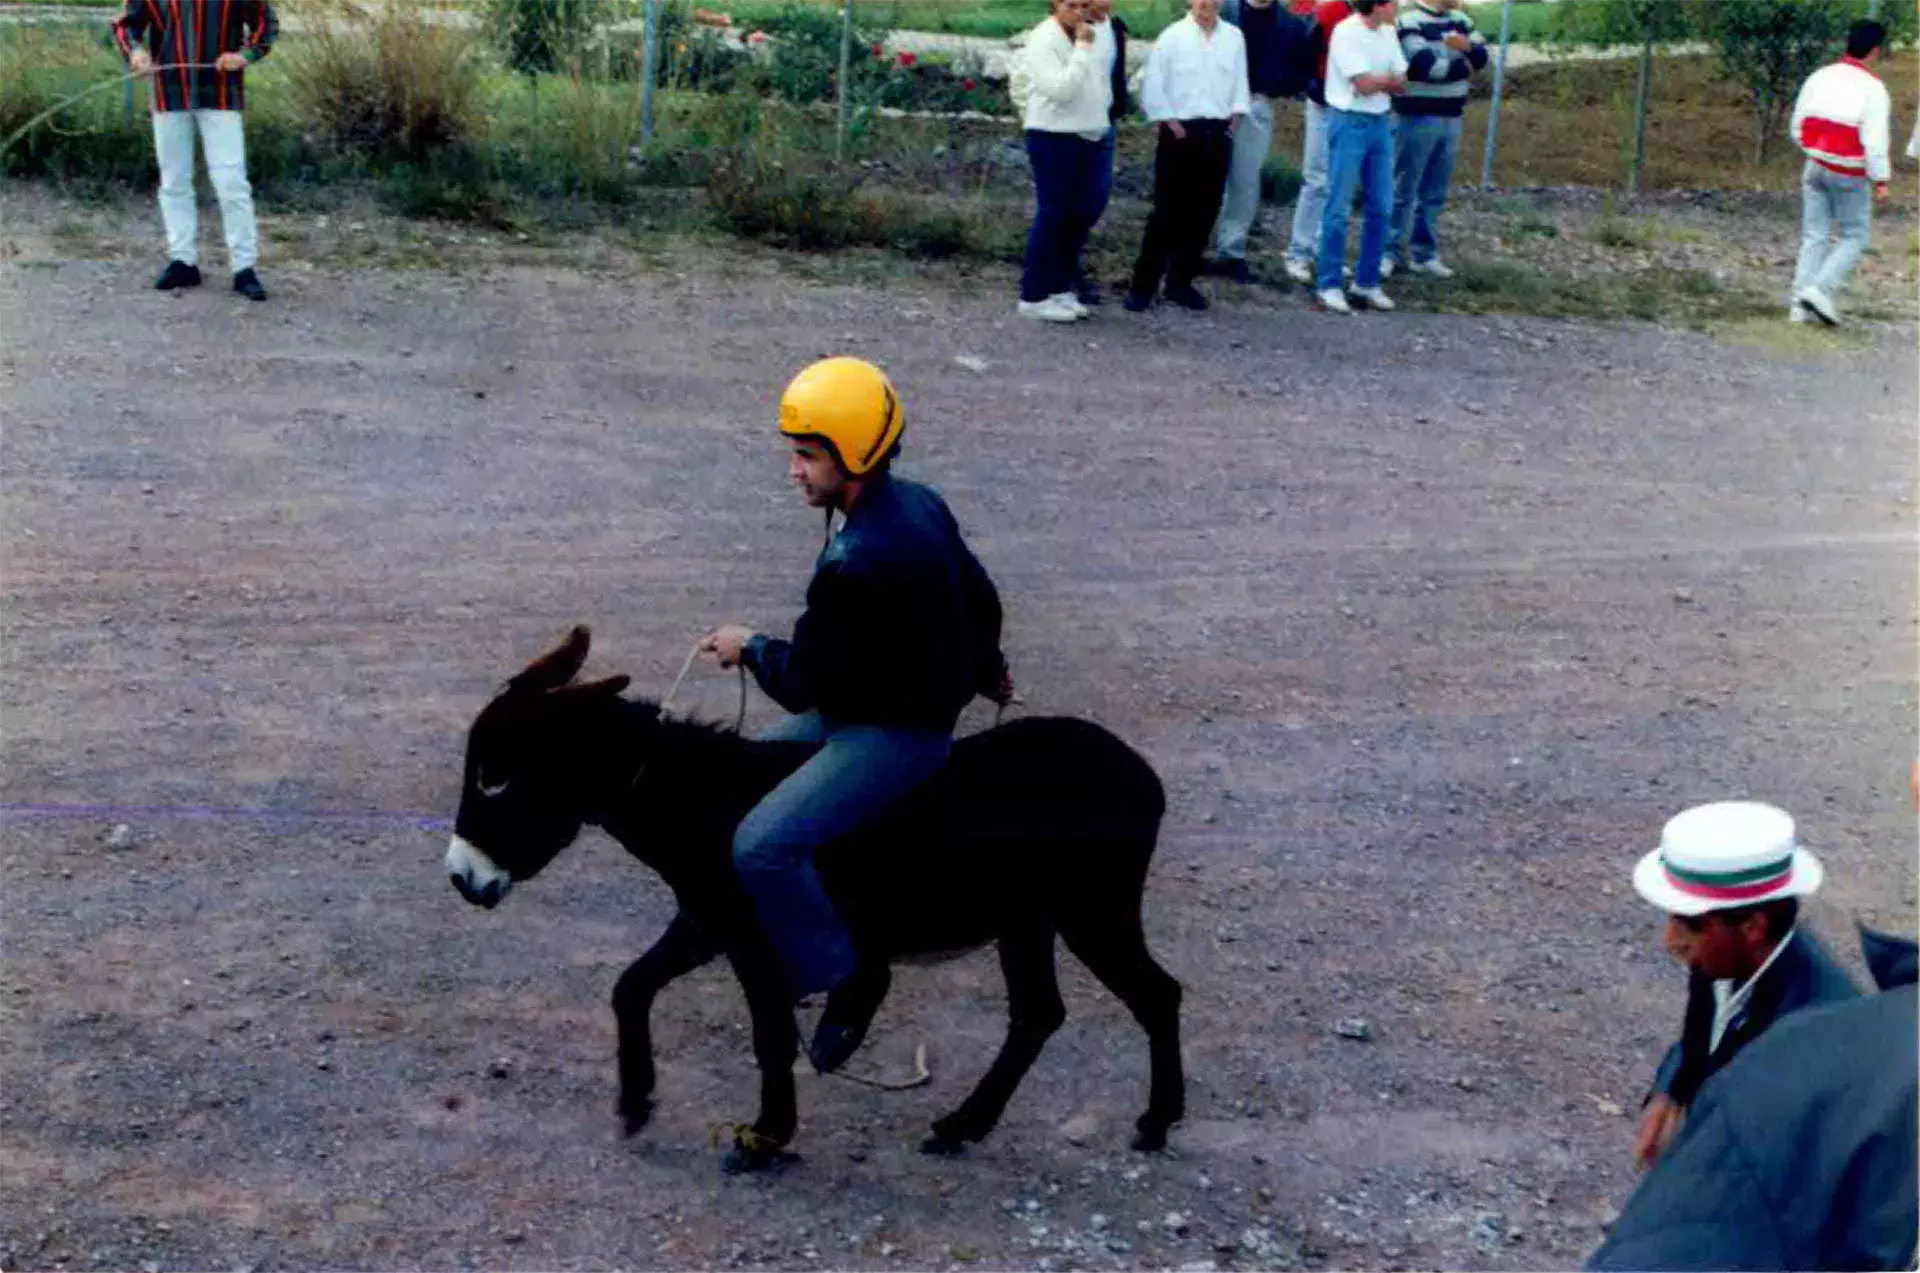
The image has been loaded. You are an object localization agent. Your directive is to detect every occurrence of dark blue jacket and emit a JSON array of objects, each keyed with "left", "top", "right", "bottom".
[
  {"left": 1221, "top": 0, "right": 1315, "bottom": 100},
  {"left": 743, "top": 472, "right": 1003, "bottom": 733},
  {"left": 1591, "top": 929, "right": 1918, "bottom": 1271},
  {"left": 1649, "top": 927, "right": 1858, "bottom": 1109}
]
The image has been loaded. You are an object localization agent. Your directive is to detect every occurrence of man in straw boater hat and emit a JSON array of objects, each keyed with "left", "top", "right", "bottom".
[{"left": 1628, "top": 801, "right": 1858, "bottom": 1170}]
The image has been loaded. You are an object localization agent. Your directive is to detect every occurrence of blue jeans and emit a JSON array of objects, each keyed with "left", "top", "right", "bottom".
[
  {"left": 1022, "top": 129, "right": 1105, "bottom": 303},
  {"left": 1317, "top": 109, "right": 1393, "bottom": 292},
  {"left": 1793, "top": 161, "right": 1873, "bottom": 301},
  {"left": 733, "top": 711, "right": 951, "bottom": 996},
  {"left": 1286, "top": 99, "right": 1330, "bottom": 265},
  {"left": 1388, "top": 113, "right": 1460, "bottom": 266}
]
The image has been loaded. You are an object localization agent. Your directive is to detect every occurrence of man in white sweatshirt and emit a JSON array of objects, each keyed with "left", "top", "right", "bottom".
[
  {"left": 1787, "top": 19, "right": 1891, "bottom": 327},
  {"left": 1017, "top": 0, "right": 1113, "bottom": 323}
]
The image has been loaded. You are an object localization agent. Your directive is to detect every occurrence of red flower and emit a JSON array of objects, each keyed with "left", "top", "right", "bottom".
[
  {"left": 872, "top": 42, "right": 883, "bottom": 56},
  {"left": 896, "top": 51, "right": 916, "bottom": 67},
  {"left": 961, "top": 77, "right": 976, "bottom": 91}
]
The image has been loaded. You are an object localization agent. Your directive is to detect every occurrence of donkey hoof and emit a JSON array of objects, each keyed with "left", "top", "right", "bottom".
[
  {"left": 721, "top": 1141, "right": 799, "bottom": 1175},
  {"left": 619, "top": 1099, "right": 655, "bottom": 1137},
  {"left": 1130, "top": 1124, "right": 1169, "bottom": 1153},
  {"left": 919, "top": 1133, "right": 968, "bottom": 1157}
]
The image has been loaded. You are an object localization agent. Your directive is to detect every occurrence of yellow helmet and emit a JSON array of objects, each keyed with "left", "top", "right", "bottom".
[{"left": 778, "top": 357, "right": 903, "bottom": 478}]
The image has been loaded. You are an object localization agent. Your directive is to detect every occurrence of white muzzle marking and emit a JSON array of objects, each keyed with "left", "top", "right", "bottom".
[{"left": 446, "top": 834, "right": 513, "bottom": 905}]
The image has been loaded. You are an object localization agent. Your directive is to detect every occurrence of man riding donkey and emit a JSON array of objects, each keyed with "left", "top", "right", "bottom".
[{"left": 698, "top": 356, "right": 1014, "bottom": 1075}]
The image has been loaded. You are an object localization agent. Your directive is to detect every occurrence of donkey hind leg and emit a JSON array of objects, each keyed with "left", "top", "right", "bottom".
[
  {"left": 611, "top": 913, "right": 721, "bottom": 1136},
  {"left": 922, "top": 927, "right": 1066, "bottom": 1156},
  {"left": 721, "top": 941, "right": 804, "bottom": 1175},
  {"left": 1060, "top": 905, "right": 1185, "bottom": 1151}
]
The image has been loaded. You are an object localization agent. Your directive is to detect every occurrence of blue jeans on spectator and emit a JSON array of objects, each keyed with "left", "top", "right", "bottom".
[
  {"left": 1793, "top": 160, "right": 1873, "bottom": 302},
  {"left": 1317, "top": 108, "right": 1392, "bottom": 293},
  {"left": 1074, "top": 126, "right": 1118, "bottom": 296},
  {"left": 1285, "top": 98, "right": 1330, "bottom": 265},
  {"left": 733, "top": 711, "right": 951, "bottom": 997},
  {"left": 1022, "top": 129, "right": 1104, "bottom": 303},
  {"left": 1388, "top": 113, "right": 1460, "bottom": 267}
]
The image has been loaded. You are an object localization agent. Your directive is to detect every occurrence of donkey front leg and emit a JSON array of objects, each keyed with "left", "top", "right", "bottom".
[
  {"left": 611, "top": 913, "right": 719, "bottom": 1136},
  {"left": 722, "top": 943, "right": 803, "bottom": 1174}
]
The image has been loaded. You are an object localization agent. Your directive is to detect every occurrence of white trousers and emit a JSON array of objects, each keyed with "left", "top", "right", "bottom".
[{"left": 151, "top": 109, "right": 258, "bottom": 272}]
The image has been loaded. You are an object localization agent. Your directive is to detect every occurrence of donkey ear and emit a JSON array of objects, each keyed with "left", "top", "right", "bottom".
[
  {"left": 549, "top": 674, "right": 631, "bottom": 700},
  {"left": 509, "top": 625, "right": 592, "bottom": 694}
]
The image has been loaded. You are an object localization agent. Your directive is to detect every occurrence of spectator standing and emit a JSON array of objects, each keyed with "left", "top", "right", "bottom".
[
  {"left": 1788, "top": 19, "right": 1891, "bottom": 326},
  {"left": 1123, "top": 0, "right": 1249, "bottom": 313},
  {"left": 1314, "top": 0, "right": 1404, "bottom": 315},
  {"left": 1383, "top": 0, "right": 1484, "bottom": 280},
  {"left": 1074, "top": 0, "right": 1131, "bottom": 305},
  {"left": 111, "top": 0, "right": 279, "bottom": 301},
  {"left": 1281, "top": 0, "right": 1351, "bottom": 285},
  {"left": 1207, "top": 0, "right": 1314, "bottom": 284},
  {"left": 1016, "top": 0, "right": 1113, "bottom": 323}
]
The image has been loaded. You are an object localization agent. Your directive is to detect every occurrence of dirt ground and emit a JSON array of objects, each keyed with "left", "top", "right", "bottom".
[{"left": 1, "top": 186, "right": 1915, "bottom": 1273}]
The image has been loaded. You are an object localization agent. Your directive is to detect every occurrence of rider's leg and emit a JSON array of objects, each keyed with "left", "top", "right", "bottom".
[
  {"left": 758, "top": 710, "right": 829, "bottom": 744},
  {"left": 731, "top": 724, "right": 950, "bottom": 1009}
]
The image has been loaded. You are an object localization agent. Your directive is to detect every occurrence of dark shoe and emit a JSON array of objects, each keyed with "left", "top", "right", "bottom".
[
  {"left": 1121, "top": 291, "right": 1153, "bottom": 313},
  {"left": 1164, "top": 284, "right": 1209, "bottom": 311},
  {"left": 1217, "top": 258, "right": 1254, "bottom": 285},
  {"left": 232, "top": 268, "right": 268, "bottom": 302},
  {"left": 1074, "top": 277, "right": 1105, "bottom": 306},
  {"left": 154, "top": 260, "right": 201, "bottom": 291}
]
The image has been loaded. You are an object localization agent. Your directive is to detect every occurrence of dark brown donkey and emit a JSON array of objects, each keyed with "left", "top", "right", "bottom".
[{"left": 444, "top": 627, "right": 1184, "bottom": 1172}]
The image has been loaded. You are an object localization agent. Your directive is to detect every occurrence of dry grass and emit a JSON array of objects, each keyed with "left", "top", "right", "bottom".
[{"left": 284, "top": 0, "right": 489, "bottom": 162}]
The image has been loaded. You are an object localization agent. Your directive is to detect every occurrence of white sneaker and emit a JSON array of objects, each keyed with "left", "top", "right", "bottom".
[
  {"left": 1379, "top": 258, "right": 1397, "bottom": 279},
  {"left": 1411, "top": 258, "right": 1456, "bottom": 279},
  {"left": 1350, "top": 285, "right": 1395, "bottom": 312},
  {"left": 1796, "top": 288, "right": 1839, "bottom": 326},
  {"left": 1788, "top": 305, "right": 1809, "bottom": 324},
  {"left": 1048, "top": 292, "right": 1090, "bottom": 320},
  {"left": 1316, "top": 287, "right": 1352, "bottom": 314},
  {"left": 1018, "top": 297, "right": 1080, "bottom": 324},
  {"left": 1283, "top": 257, "right": 1313, "bottom": 285}
]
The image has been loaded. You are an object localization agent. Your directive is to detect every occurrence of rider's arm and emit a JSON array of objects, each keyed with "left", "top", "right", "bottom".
[
  {"left": 741, "top": 562, "right": 873, "bottom": 715},
  {"left": 958, "top": 543, "right": 1007, "bottom": 699}
]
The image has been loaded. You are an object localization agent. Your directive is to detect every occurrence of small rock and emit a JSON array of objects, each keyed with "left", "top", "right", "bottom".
[
  {"left": 1089, "top": 1214, "right": 1110, "bottom": 1232},
  {"left": 1058, "top": 1114, "right": 1099, "bottom": 1145},
  {"left": 953, "top": 355, "right": 989, "bottom": 373},
  {"left": 1470, "top": 1213, "right": 1504, "bottom": 1248},
  {"left": 1595, "top": 1098, "right": 1623, "bottom": 1117},
  {"left": 1335, "top": 1017, "right": 1371, "bottom": 1041},
  {"left": 1163, "top": 1211, "right": 1189, "bottom": 1235},
  {"left": 487, "top": 1058, "right": 513, "bottom": 1080},
  {"left": 1673, "top": 587, "right": 1695, "bottom": 604},
  {"left": 315, "top": 1058, "right": 331, "bottom": 1071},
  {"left": 1455, "top": 1075, "right": 1479, "bottom": 1091},
  {"left": 1177, "top": 1262, "right": 1217, "bottom": 1272},
  {"left": 104, "top": 824, "right": 133, "bottom": 850}
]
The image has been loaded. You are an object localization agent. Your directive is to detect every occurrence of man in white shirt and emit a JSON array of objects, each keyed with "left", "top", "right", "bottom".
[
  {"left": 1314, "top": 0, "right": 1405, "bottom": 315},
  {"left": 1122, "top": 0, "right": 1251, "bottom": 313}
]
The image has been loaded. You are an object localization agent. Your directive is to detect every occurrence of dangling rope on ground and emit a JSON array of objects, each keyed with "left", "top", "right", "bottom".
[{"left": 0, "top": 63, "right": 222, "bottom": 164}]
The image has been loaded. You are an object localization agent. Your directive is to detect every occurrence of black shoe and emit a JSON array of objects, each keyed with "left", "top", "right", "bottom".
[
  {"left": 154, "top": 260, "right": 201, "bottom": 291},
  {"left": 232, "top": 268, "right": 268, "bottom": 302},
  {"left": 1121, "top": 291, "right": 1152, "bottom": 313},
  {"left": 1216, "top": 258, "right": 1254, "bottom": 285},
  {"left": 1164, "top": 284, "right": 1209, "bottom": 311},
  {"left": 1074, "top": 277, "right": 1105, "bottom": 306}
]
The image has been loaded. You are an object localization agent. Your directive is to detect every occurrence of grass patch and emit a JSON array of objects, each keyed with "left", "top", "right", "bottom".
[{"left": 1411, "top": 257, "right": 1774, "bottom": 327}]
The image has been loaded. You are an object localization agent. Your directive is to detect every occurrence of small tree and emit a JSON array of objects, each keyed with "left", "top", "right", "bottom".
[{"left": 1694, "top": 0, "right": 1902, "bottom": 162}]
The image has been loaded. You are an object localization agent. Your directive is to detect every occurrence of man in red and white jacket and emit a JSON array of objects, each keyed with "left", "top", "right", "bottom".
[{"left": 1787, "top": 19, "right": 1890, "bottom": 326}]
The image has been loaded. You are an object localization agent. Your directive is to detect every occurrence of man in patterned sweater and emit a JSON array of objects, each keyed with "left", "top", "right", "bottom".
[
  {"left": 111, "top": 0, "right": 279, "bottom": 301},
  {"left": 1384, "top": 0, "right": 1484, "bottom": 280}
]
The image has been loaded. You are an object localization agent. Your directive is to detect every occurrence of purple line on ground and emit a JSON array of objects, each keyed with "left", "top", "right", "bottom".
[{"left": 0, "top": 801, "right": 452, "bottom": 831}]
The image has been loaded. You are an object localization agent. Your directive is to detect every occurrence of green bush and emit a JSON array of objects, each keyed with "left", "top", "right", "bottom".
[
  {"left": 491, "top": 0, "right": 595, "bottom": 76},
  {"left": 288, "top": 0, "right": 486, "bottom": 163},
  {"left": 1259, "top": 154, "right": 1303, "bottom": 206}
]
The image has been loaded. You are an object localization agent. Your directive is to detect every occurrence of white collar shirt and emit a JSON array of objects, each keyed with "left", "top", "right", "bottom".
[
  {"left": 1710, "top": 926, "right": 1796, "bottom": 1053},
  {"left": 1137, "top": 14, "right": 1251, "bottom": 123}
]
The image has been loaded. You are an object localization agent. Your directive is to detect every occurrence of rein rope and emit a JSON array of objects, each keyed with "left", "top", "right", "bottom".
[{"left": 0, "top": 63, "right": 225, "bottom": 163}]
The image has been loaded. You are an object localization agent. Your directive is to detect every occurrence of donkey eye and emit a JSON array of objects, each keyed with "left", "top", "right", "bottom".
[{"left": 477, "top": 771, "right": 510, "bottom": 798}]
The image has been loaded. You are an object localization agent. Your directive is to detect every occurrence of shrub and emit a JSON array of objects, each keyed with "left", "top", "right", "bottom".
[
  {"left": 288, "top": 0, "right": 486, "bottom": 163},
  {"left": 1259, "top": 154, "right": 1303, "bottom": 205},
  {"left": 490, "top": 0, "right": 595, "bottom": 77},
  {"left": 0, "top": 26, "right": 154, "bottom": 184}
]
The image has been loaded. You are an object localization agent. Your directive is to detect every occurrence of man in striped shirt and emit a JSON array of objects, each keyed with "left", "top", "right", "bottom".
[
  {"left": 112, "top": 0, "right": 279, "bottom": 301},
  {"left": 1384, "top": 0, "right": 1485, "bottom": 280}
]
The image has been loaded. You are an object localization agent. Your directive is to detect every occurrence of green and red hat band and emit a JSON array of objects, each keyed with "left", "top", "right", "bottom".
[{"left": 1662, "top": 854, "right": 1794, "bottom": 902}]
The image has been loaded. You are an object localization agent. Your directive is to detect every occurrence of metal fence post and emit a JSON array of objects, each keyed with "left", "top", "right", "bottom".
[
  {"left": 641, "top": 0, "right": 659, "bottom": 149},
  {"left": 1628, "top": 24, "right": 1652, "bottom": 192},
  {"left": 836, "top": 0, "right": 853, "bottom": 160},
  {"left": 1478, "top": 0, "right": 1513, "bottom": 189}
]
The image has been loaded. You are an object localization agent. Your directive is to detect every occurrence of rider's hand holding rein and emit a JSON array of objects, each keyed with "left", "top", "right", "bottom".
[{"left": 700, "top": 625, "right": 758, "bottom": 671}]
